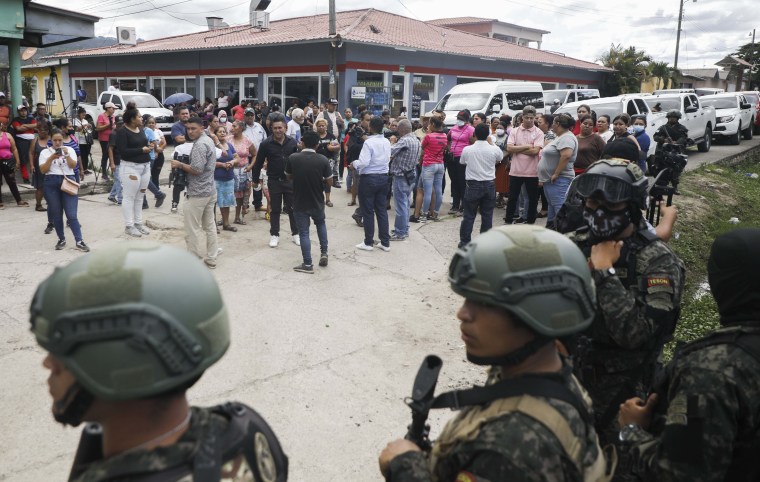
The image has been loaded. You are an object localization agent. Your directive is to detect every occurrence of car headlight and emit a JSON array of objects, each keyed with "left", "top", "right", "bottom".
[{"left": 719, "top": 115, "right": 735, "bottom": 123}]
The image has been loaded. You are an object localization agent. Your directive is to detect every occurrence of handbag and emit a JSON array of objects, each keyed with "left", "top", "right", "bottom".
[
  {"left": 1, "top": 158, "right": 15, "bottom": 174},
  {"left": 61, "top": 177, "right": 80, "bottom": 196}
]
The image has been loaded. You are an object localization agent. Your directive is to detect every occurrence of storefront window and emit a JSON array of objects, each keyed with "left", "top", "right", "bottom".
[
  {"left": 243, "top": 77, "right": 258, "bottom": 101},
  {"left": 268, "top": 77, "right": 282, "bottom": 107},
  {"left": 412, "top": 75, "right": 436, "bottom": 119},
  {"left": 392, "top": 74, "right": 405, "bottom": 117},
  {"left": 185, "top": 78, "right": 197, "bottom": 99},
  {"left": 76, "top": 79, "right": 102, "bottom": 103},
  {"left": 203, "top": 78, "right": 215, "bottom": 103},
  {"left": 217, "top": 77, "right": 240, "bottom": 103},
  {"left": 357, "top": 71, "right": 385, "bottom": 87},
  {"left": 284, "top": 75, "right": 319, "bottom": 108},
  {"left": 163, "top": 79, "right": 184, "bottom": 98}
]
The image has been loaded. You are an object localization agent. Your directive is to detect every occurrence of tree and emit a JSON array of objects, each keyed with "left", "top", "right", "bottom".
[
  {"left": 733, "top": 41, "right": 759, "bottom": 89},
  {"left": 649, "top": 61, "right": 671, "bottom": 90},
  {"left": 598, "top": 44, "right": 653, "bottom": 95}
]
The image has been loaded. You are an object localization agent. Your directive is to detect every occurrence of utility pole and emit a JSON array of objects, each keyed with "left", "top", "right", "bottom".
[
  {"left": 328, "top": 0, "right": 337, "bottom": 100},
  {"left": 751, "top": 28, "right": 756, "bottom": 90},
  {"left": 673, "top": 0, "right": 696, "bottom": 86}
]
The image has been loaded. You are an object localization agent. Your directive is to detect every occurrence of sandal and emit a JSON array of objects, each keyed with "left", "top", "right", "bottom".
[
  {"left": 17, "top": 201, "right": 29, "bottom": 207},
  {"left": 234, "top": 218, "right": 246, "bottom": 225},
  {"left": 326, "top": 201, "right": 334, "bottom": 207},
  {"left": 36, "top": 204, "right": 47, "bottom": 212},
  {"left": 223, "top": 225, "right": 238, "bottom": 232},
  {"left": 347, "top": 201, "right": 357, "bottom": 206}
]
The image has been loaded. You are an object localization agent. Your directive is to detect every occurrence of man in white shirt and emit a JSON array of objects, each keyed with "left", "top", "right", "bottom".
[
  {"left": 351, "top": 116, "right": 391, "bottom": 252},
  {"left": 287, "top": 108, "right": 305, "bottom": 144},
  {"left": 458, "top": 123, "right": 503, "bottom": 248},
  {"left": 243, "top": 108, "right": 268, "bottom": 211}
]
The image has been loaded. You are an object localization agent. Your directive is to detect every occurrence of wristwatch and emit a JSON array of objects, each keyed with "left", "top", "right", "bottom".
[
  {"left": 592, "top": 267, "right": 616, "bottom": 284},
  {"left": 619, "top": 423, "right": 641, "bottom": 443}
]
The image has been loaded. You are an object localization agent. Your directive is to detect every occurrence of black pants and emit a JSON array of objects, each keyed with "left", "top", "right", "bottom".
[
  {"left": 172, "top": 183, "right": 185, "bottom": 204},
  {"left": 505, "top": 176, "right": 539, "bottom": 224},
  {"left": 446, "top": 157, "right": 466, "bottom": 210},
  {"left": 80, "top": 143, "right": 92, "bottom": 171},
  {"left": 540, "top": 185, "right": 548, "bottom": 211},
  {"left": 151, "top": 152, "right": 164, "bottom": 187},
  {"left": 0, "top": 163, "right": 22, "bottom": 202},
  {"left": 252, "top": 188, "right": 262, "bottom": 208},
  {"left": 99, "top": 140, "right": 110, "bottom": 177},
  {"left": 268, "top": 178, "right": 297, "bottom": 237}
]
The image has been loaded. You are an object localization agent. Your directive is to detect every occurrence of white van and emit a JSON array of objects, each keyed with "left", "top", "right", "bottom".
[
  {"left": 434, "top": 81, "right": 544, "bottom": 126},
  {"left": 543, "top": 89, "right": 600, "bottom": 114}
]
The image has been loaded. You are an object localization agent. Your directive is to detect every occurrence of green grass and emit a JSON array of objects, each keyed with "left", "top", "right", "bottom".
[{"left": 666, "top": 153, "right": 760, "bottom": 351}]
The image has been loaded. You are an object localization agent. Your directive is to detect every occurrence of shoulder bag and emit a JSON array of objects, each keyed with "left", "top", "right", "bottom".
[{"left": 61, "top": 176, "right": 80, "bottom": 196}]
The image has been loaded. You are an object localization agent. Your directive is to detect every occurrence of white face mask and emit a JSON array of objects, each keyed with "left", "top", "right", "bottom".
[
  {"left": 219, "top": 116, "right": 227, "bottom": 123},
  {"left": 495, "top": 128, "right": 505, "bottom": 136},
  {"left": 456, "top": 120, "right": 465, "bottom": 127}
]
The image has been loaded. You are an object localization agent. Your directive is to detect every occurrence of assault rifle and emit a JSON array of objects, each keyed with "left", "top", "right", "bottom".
[{"left": 404, "top": 355, "right": 443, "bottom": 451}]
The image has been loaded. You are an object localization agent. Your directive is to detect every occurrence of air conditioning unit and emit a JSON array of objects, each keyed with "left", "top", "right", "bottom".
[
  {"left": 250, "top": 11, "right": 270, "bottom": 29},
  {"left": 116, "top": 27, "right": 137, "bottom": 46}
]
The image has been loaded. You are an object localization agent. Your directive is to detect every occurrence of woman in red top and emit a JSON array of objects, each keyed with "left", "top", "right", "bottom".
[
  {"left": 231, "top": 101, "right": 247, "bottom": 122},
  {"left": 571, "top": 104, "right": 594, "bottom": 136},
  {"left": 96, "top": 102, "right": 116, "bottom": 181},
  {"left": 419, "top": 116, "right": 448, "bottom": 221}
]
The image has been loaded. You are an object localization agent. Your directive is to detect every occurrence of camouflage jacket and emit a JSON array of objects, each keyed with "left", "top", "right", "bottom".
[
  {"left": 71, "top": 403, "right": 283, "bottom": 482},
  {"left": 569, "top": 224, "right": 685, "bottom": 374},
  {"left": 626, "top": 325, "right": 760, "bottom": 481},
  {"left": 387, "top": 364, "right": 604, "bottom": 482}
]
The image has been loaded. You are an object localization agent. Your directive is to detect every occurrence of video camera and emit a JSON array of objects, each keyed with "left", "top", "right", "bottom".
[
  {"left": 169, "top": 154, "right": 190, "bottom": 189},
  {"left": 646, "top": 140, "right": 692, "bottom": 225}
]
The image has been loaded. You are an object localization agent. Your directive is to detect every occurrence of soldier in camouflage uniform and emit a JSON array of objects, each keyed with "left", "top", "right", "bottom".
[
  {"left": 568, "top": 159, "right": 685, "bottom": 448},
  {"left": 619, "top": 228, "right": 760, "bottom": 480},
  {"left": 379, "top": 226, "right": 613, "bottom": 481},
  {"left": 31, "top": 242, "right": 288, "bottom": 482}
]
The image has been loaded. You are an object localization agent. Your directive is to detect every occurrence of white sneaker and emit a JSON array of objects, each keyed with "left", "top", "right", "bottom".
[
  {"left": 216, "top": 247, "right": 223, "bottom": 256},
  {"left": 269, "top": 235, "right": 279, "bottom": 248},
  {"left": 377, "top": 244, "right": 391, "bottom": 252},
  {"left": 134, "top": 224, "right": 150, "bottom": 235},
  {"left": 125, "top": 226, "right": 142, "bottom": 237},
  {"left": 355, "top": 242, "right": 374, "bottom": 251},
  {"left": 292, "top": 234, "right": 300, "bottom": 246}
]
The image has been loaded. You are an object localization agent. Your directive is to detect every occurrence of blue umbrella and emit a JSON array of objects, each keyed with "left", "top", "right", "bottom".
[{"left": 163, "top": 92, "right": 194, "bottom": 106}]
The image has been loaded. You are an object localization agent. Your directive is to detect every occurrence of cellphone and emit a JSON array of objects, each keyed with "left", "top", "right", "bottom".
[{"left": 56, "top": 148, "right": 63, "bottom": 155}]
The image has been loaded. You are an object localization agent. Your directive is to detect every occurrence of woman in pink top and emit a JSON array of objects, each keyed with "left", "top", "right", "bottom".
[
  {"left": 419, "top": 116, "right": 448, "bottom": 221},
  {"left": 0, "top": 120, "right": 28, "bottom": 208},
  {"left": 96, "top": 102, "right": 116, "bottom": 181},
  {"left": 446, "top": 110, "right": 475, "bottom": 215}
]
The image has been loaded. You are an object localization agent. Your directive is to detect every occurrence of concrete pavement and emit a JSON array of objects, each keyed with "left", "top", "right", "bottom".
[{"left": 1, "top": 137, "right": 758, "bottom": 481}]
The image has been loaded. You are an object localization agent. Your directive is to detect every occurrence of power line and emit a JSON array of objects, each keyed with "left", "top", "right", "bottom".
[{"left": 100, "top": 0, "right": 195, "bottom": 19}]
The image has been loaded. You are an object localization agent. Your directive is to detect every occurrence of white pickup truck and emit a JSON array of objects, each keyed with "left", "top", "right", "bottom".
[
  {"left": 699, "top": 93, "right": 755, "bottom": 145},
  {"left": 80, "top": 90, "right": 175, "bottom": 135},
  {"left": 643, "top": 93, "right": 716, "bottom": 152}
]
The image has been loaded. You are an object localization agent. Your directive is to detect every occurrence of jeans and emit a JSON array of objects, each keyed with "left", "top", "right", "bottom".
[
  {"left": 108, "top": 164, "right": 123, "bottom": 202},
  {"left": 543, "top": 176, "right": 572, "bottom": 223},
  {"left": 44, "top": 175, "right": 83, "bottom": 242},
  {"left": 358, "top": 173, "right": 390, "bottom": 247},
  {"left": 392, "top": 175, "right": 414, "bottom": 236},
  {"left": 151, "top": 152, "right": 164, "bottom": 187},
  {"left": 268, "top": 178, "right": 297, "bottom": 237},
  {"left": 505, "top": 176, "right": 539, "bottom": 224},
  {"left": 459, "top": 180, "right": 496, "bottom": 247},
  {"left": 120, "top": 161, "right": 151, "bottom": 227},
  {"left": 183, "top": 193, "right": 219, "bottom": 260},
  {"left": 421, "top": 163, "right": 445, "bottom": 215},
  {"left": 99, "top": 140, "right": 110, "bottom": 177},
  {"left": 294, "top": 209, "right": 328, "bottom": 266}
]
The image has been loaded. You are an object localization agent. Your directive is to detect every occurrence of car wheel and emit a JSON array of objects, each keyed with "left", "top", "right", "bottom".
[
  {"left": 730, "top": 125, "right": 741, "bottom": 145},
  {"left": 698, "top": 126, "right": 712, "bottom": 152},
  {"left": 744, "top": 120, "right": 754, "bottom": 140}
]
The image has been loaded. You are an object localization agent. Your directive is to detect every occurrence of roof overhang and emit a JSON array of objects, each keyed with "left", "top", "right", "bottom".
[{"left": 13, "top": 1, "right": 99, "bottom": 48}]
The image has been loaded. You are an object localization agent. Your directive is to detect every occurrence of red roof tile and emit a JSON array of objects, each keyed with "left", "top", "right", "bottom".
[
  {"left": 428, "top": 17, "right": 495, "bottom": 26},
  {"left": 46, "top": 8, "right": 609, "bottom": 71}
]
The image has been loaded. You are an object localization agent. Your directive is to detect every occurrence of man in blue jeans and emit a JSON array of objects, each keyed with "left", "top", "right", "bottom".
[
  {"left": 458, "top": 123, "right": 503, "bottom": 248},
  {"left": 285, "top": 130, "right": 333, "bottom": 273},
  {"left": 352, "top": 116, "right": 391, "bottom": 252},
  {"left": 389, "top": 119, "right": 421, "bottom": 241}
]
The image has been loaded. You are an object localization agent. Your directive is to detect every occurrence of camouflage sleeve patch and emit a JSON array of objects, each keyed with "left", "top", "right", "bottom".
[{"left": 456, "top": 471, "right": 492, "bottom": 482}]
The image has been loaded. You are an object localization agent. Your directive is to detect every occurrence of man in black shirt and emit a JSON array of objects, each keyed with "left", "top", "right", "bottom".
[
  {"left": 285, "top": 131, "right": 333, "bottom": 273},
  {"left": 252, "top": 114, "right": 299, "bottom": 248}
]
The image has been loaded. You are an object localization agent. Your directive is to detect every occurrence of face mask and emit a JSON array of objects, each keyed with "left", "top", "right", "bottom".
[
  {"left": 633, "top": 125, "right": 645, "bottom": 134},
  {"left": 495, "top": 128, "right": 505, "bottom": 136},
  {"left": 583, "top": 204, "right": 632, "bottom": 240},
  {"left": 456, "top": 120, "right": 465, "bottom": 127},
  {"left": 219, "top": 116, "right": 227, "bottom": 123}
]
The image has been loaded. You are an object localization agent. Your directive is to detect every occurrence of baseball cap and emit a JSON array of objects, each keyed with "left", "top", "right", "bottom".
[
  {"left": 245, "top": 108, "right": 255, "bottom": 115},
  {"left": 115, "top": 115, "right": 124, "bottom": 124},
  {"left": 0, "top": 92, "right": 5, "bottom": 97},
  {"left": 329, "top": 98, "right": 338, "bottom": 105},
  {"left": 17, "top": 104, "right": 27, "bottom": 111},
  {"left": 104, "top": 101, "right": 116, "bottom": 109}
]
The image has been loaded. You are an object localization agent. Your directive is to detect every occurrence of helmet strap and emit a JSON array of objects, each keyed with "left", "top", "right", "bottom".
[
  {"left": 466, "top": 335, "right": 553, "bottom": 367},
  {"left": 53, "top": 382, "right": 95, "bottom": 427}
]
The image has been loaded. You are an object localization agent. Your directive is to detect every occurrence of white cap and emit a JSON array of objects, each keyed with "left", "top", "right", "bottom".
[
  {"left": 0, "top": 91, "right": 5, "bottom": 97},
  {"left": 104, "top": 101, "right": 116, "bottom": 109}
]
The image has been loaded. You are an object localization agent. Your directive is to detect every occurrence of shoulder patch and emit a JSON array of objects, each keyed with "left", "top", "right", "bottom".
[
  {"left": 647, "top": 277, "right": 672, "bottom": 289},
  {"left": 456, "top": 471, "right": 482, "bottom": 482}
]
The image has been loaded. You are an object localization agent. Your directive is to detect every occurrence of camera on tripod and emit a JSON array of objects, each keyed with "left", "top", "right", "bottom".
[
  {"left": 646, "top": 140, "right": 693, "bottom": 226},
  {"left": 169, "top": 154, "right": 190, "bottom": 188}
]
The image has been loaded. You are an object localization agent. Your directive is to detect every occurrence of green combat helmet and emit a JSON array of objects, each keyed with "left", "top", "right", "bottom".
[
  {"left": 449, "top": 225, "right": 596, "bottom": 340},
  {"left": 31, "top": 242, "right": 230, "bottom": 404}
]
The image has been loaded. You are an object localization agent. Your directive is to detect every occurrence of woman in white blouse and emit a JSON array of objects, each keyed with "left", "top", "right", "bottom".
[{"left": 38, "top": 129, "right": 89, "bottom": 252}]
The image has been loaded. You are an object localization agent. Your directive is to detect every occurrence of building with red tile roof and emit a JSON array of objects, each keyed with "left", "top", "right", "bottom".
[{"left": 47, "top": 8, "right": 610, "bottom": 119}]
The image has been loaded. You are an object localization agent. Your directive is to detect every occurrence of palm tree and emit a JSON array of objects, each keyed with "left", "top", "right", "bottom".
[
  {"left": 598, "top": 44, "right": 654, "bottom": 94},
  {"left": 649, "top": 61, "right": 671, "bottom": 90}
]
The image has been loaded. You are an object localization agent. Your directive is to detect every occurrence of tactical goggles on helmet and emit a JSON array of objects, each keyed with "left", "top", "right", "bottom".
[{"left": 574, "top": 173, "right": 635, "bottom": 204}]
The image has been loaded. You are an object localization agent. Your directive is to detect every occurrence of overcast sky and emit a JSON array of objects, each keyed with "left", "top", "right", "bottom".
[{"left": 37, "top": 0, "right": 758, "bottom": 69}]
